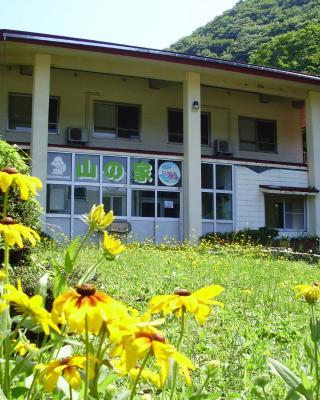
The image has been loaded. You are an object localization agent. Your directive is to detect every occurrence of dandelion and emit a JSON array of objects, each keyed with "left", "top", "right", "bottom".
[
  {"left": 0, "top": 217, "right": 40, "bottom": 248},
  {"left": 148, "top": 285, "right": 224, "bottom": 324},
  {"left": 103, "top": 232, "right": 125, "bottom": 257},
  {"left": 4, "top": 280, "right": 60, "bottom": 335},
  {"left": 36, "top": 356, "right": 93, "bottom": 391},
  {"left": 0, "top": 167, "right": 42, "bottom": 200},
  {"left": 82, "top": 204, "right": 114, "bottom": 231},
  {"left": 52, "top": 284, "right": 127, "bottom": 334},
  {"left": 294, "top": 282, "right": 320, "bottom": 304}
]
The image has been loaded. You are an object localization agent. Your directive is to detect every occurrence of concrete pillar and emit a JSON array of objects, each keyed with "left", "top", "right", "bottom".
[
  {"left": 305, "top": 91, "right": 320, "bottom": 235},
  {"left": 183, "top": 72, "right": 202, "bottom": 241},
  {"left": 31, "top": 54, "right": 51, "bottom": 225}
]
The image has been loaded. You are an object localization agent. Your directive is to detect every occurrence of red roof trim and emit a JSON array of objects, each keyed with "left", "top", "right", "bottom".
[{"left": 1, "top": 29, "right": 320, "bottom": 86}]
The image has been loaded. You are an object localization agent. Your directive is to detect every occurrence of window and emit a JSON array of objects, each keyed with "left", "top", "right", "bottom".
[
  {"left": 94, "top": 101, "right": 140, "bottom": 139},
  {"left": 8, "top": 94, "right": 59, "bottom": 133},
  {"left": 265, "top": 195, "right": 305, "bottom": 230},
  {"left": 46, "top": 184, "right": 71, "bottom": 214},
  {"left": 239, "top": 117, "right": 277, "bottom": 153},
  {"left": 168, "top": 109, "right": 210, "bottom": 145},
  {"left": 157, "top": 191, "right": 180, "bottom": 218},
  {"left": 103, "top": 187, "right": 127, "bottom": 216},
  {"left": 131, "top": 190, "right": 155, "bottom": 217},
  {"left": 201, "top": 163, "right": 233, "bottom": 222}
]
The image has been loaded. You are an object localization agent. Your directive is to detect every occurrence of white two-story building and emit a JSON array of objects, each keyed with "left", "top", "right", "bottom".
[{"left": 1, "top": 29, "right": 320, "bottom": 242}]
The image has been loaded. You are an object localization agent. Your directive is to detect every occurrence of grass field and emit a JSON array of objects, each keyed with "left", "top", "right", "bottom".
[{"left": 29, "top": 242, "right": 320, "bottom": 399}]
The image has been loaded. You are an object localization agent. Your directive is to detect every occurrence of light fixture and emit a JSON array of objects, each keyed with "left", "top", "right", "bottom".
[{"left": 192, "top": 100, "right": 200, "bottom": 110}]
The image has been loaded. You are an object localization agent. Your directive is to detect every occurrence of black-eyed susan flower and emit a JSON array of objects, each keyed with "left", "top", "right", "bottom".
[
  {"left": 14, "top": 340, "right": 38, "bottom": 356},
  {"left": 148, "top": 285, "right": 224, "bottom": 324},
  {"left": 4, "top": 280, "right": 60, "bottom": 335},
  {"left": 0, "top": 167, "right": 42, "bottom": 200},
  {"left": 129, "top": 367, "right": 161, "bottom": 388},
  {"left": 103, "top": 232, "right": 125, "bottom": 257},
  {"left": 117, "top": 331, "right": 194, "bottom": 387},
  {"left": 36, "top": 355, "right": 93, "bottom": 391},
  {"left": 0, "top": 217, "right": 40, "bottom": 248},
  {"left": 82, "top": 204, "right": 114, "bottom": 231},
  {"left": 294, "top": 282, "right": 320, "bottom": 304},
  {"left": 52, "top": 284, "right": 128, "bottom": 335}
]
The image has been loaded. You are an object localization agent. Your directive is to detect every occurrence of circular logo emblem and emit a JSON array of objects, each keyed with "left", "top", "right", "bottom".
[{"left": 158, "top": 162, "right": 181, "bottom": 186}]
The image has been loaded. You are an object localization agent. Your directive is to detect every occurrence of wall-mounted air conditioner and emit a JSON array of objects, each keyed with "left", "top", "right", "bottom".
[
  {"left": 67, "top": 127, "right": 88, "bottom": 144},
  {"left": 214, "top": 139, "right": 233, "bottom": 155}
]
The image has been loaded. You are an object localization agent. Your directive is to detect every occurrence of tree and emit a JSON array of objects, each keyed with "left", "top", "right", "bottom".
[{"left": 249, "top": 23, "right": 320, "bottom": 74}]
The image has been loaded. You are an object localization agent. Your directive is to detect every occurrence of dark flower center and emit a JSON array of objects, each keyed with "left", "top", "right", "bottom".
[
  {"left": 174, "top": 289, "right": 191, "bottom": 297},
  {"left": 76, "top": 284, "right": 96, "bottom": 296},
  {"left": 1, "top": 167, "right": 17, "bottom": 174},
  {"left": 136, "top": 332, "right": 166, "bottom": 343},
  {"left": 0, "top": 217, "right": 17, "bottom": 225}
]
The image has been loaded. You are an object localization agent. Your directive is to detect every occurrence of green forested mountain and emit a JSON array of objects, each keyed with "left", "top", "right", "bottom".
[{"left": 169, "top": 0, "right": 320, "bottom": 74}]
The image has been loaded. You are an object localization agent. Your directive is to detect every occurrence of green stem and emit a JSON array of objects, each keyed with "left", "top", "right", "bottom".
[
  {"left": 129, "top": 348, "right": 152, "bottom": 400},
  {"left": 90, "top": 325, "right": 108, "bottom": 398},
  {"left": 84, "top": 315, "right": 90, "bottom": 400},
  {"left": 311, "top": 305, "right": 320, "bottom": 400},
  {"left": 26, "top": 370, "right": 39, "bottom": 400},
  {"left": 69, "top": 384, "right": 73, "bottom": 400},
  {"left": 169, "top": 307, "right": 186, "bottom": 400},
  {"left": 194, "top": 375, "right": 210, "bottom": 396},
  {"left": 78, "top": 255, "right": 105, "bottom": 285},
  {"left": 73, "top": 227, "right": 94, "bottom": 267}
]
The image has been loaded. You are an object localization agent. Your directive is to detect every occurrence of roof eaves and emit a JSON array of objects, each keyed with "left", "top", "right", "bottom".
[{"left": 1, "top": 29, "right": 320, "bottom": 86}]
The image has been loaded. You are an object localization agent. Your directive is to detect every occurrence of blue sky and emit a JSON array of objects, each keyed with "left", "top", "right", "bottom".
[{"left": 1, "top": 0, "right": 239, "bottom": 49}]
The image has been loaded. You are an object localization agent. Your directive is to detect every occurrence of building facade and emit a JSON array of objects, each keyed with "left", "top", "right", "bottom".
[{"left": 1, "top": 30, "right": 320, "bottom": 242}]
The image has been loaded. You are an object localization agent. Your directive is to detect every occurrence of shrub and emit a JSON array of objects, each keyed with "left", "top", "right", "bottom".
[
  {"left": 0, "top": 140, "right": 42, "bottom": 270},
  {"left": 200, "top": 227, "right": 279, "bottom": 246}
]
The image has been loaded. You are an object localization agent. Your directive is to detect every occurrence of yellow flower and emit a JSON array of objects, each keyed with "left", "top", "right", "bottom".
[
  {"left": 0, "top": 217, "right": 40, "bottom": 248},
  {"left": 294, "top": 282, "right": 320, "bottom": 304},
  {"left": 52, "top": 284, "right": 128, "bottom": 335},
  {"left": 14, "top": 340, "right": 38, "bottom": 356},
  {"left": 103, "top": 232, "right": 125, "bottom": 257},
  {"left": 36, "top": 355, "right": 93, "bottom": 391},
  {"left": 148, "top": 285, "right": 224, "bottom": 324},
  {"left": 0, "top": 167, "right": 42, "bottom": 200},
  {"left": 130, "top": 367, "right": 161, "bottom": 388},
  {"left": 0, "top": 270, "right": 6, "bottom": 281},
  {"left": 4, "top": 280, "right": 60, "bottom": 335},
  {"left": 118, "top": 332, "right": 194, "bottom": 387},
  {"left": 244, "top": 289, "right": 253, "bottom": 296},
  {"left": 83, "top": 204, "right": 114, "bottom": 231}
]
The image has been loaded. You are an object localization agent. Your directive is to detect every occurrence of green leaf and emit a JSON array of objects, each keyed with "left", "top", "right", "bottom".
[
  {"left": 64, "top": 236, "right": 80, "bottom": 274},
  {"left": 0, "top": 387, "right": 7, "bottom": 400},
  {"left": 36, "top": 273, "right": 49, "bottom": 303},
  {"left": 268, "top": 358, "right": 302, "bottom": 389},
  {"left": 11, "top": 387, "right": 28, "bottom": 399}
]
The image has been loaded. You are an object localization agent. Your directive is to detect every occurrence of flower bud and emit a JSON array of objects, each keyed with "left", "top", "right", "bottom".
[
  {"left": 206, "top": 359, "right": 220, "bottom": 377},
  {"left": 254, "top": 374, "right": 269, "bottom": 387}
]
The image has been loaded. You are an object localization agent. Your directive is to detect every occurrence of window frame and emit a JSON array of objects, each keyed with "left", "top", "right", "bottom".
[
  {"left": 167, "top": 108, "right": 211, "bottom": 146},
  {"left": 8, "top": 93, "right": 60, "bottom": 134},
  {"left": 239, "top": 116, "right": 277, "bottom": 153},
  {"left": 265, "top": 194, "right": 306, "bottom": 231},
  {"left": 93, "top": 100, "right": 141, "bottom": 140}
]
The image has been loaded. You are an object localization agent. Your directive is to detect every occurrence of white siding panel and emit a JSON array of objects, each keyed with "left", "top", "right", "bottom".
[{"left": 235, "top": 166, "right": 309, "bottom": 230}]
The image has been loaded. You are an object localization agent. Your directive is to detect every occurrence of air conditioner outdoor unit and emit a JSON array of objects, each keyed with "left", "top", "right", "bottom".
[
  {"left": 214, "top": 139, "right": 233, "bottom": 155},
  {"left": 67, "top": 127, "right": 88, "bottom": 144}
]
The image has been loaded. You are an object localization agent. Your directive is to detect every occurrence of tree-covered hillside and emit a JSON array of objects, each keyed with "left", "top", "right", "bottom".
[{"left": 169, "top": 0, "right": 320, "bottom": 74}]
